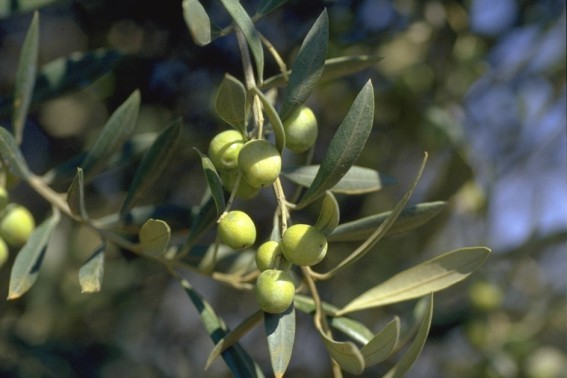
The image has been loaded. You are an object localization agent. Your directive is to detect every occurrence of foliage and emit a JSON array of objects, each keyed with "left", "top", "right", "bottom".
[{"left": 0, "top": 1, "right": 513, "bottom": 376}]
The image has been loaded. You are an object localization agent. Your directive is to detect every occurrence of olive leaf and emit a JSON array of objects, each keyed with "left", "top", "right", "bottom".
[
  {"left": 81, "top": 90, "right": 141, "bottom": 177},
  {"left": 265, "top": 305, "right": 295, "bottom": 378},
  {"left": 185, "top": 195, "right": 217, "bottom": 249},
  {"left": 205, "top": 310, "right": 264, "bottom": 370},
  {"left": 255, "top": 0, "right": 288, "bottom": 16},
  {"left": 195, "top": 149, "right": 226, "bottom": 217},
  {"left": 0, "top": 127, "right": 32, "bottom": 179},
  {"left": 182, "top": 0, "right": 212, "bottom": 46},
  {"left": 338, "top": 247, "right": 490, "bottom": 315},
  {"left": 66, "top": 167, "right": 88, "bottom": 220},
  {"left": 219, "top": 0, "right": 264, "bottom": 82},
  {"left": 314, "top": 191, "right": 340, "bottom": 236},
  {"left": 119, "top": 120, "right": 181, "bottom": 219},
  {"left": 318, "top": 329, "right": 365, "bottom": 375},
  {"left": 12, "top": 11, "right": 39, "bottom": 145},
  {"left": 253, "top": 86, "right": 286, "bottom": 153},
  {"left": 78, "top": 244, "right": 105, "bottom": 293},
  {"left": 294, "top": 295, "right": 374, "bottom": 346},
  {"left": 139, "top": 219, "right": 170, "bottom": 257},
  {"left": 328, "top": 201, "right": 447, "bottom": 242},
  {"left": 0, "top": 0, "right": 58, "bottom": 18},
  {"left": 316, "top": 153, "right": 428, "bottom": 279},
  {"left": 181, "top": 278, "right": 264, "bottom": 377},
  {"left": 43, "top": 131, "right": 156, "bottom": 184},
  {"left": 329, "top": 316, "right": 375, "bottom": 346},
  {"left": 215, "top": 74, "right": 248, "bottom": 133},
  {"left": 384, "top": 294, "right": 433, "bottom": 378},
  {"left": 279, "top": 10, "right": 328, "bottom": 120},
  {"left": 0, "top": 50, "right": 123, "bottom": 119},
  {"left": 283, "top": 165, "right": 395, "bottom": 195},
  {"left": 361, "top": 317, "right": 400, "bottom": 366},
  {"left": 297, "top": 80, "right": 374, "bottom": 209},
  {"left": 8, "top": 208, "right": 61, "bottom": 300},
  {"left": 262, "top": 55, "right": 383, "bottom": 89}
]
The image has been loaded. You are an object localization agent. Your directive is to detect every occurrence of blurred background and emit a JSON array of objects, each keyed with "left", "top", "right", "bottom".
[{"left": 0, "top": 0, "right": 565, "bottom": 377}]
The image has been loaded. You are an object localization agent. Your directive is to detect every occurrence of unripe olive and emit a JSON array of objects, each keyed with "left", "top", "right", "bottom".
[
  {"left": 0, "top": 236, "right": 8, "bottom": 269},
  {"left": 255, "top": 269, "right": 295, "bottom": 314},
  {"left": 281, "top": 224, "right": 327, "bottom": 266},
  {"left": 208, "top": 130, "right": 245, "bottom": 172},
  {"left": 255, "top": 240, "right": 292, "bottom": 271},
  {"left": 220, "top": 171, "right": 260, "bottom": 200},
  {"left": 0, "top": 187, "right": 9, "bottom": 210},
  {"left": 238, "top": 140, "right": 281, "bottom": 188},
  {"left": 218, "top": 210, "right": 256, "bottom": 249},
  {"left": 0, "top": 205, "right": 35, "bottom": 248},
  {"left": 283, "top": 106, "right": 318, "bottom": 153}
]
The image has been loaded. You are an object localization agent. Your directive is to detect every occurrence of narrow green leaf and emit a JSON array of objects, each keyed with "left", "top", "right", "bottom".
[
  {"left": 0, "top": 0, "right": 58, "bottom": 18},
  {"left": 361, "top": 317, "right": 400, "bottom": 366},
  {"left": 181, "top": 279, "right": 264, "bottom": 377},
  {"left": 12, "top": 11, "right": 39, "bottom": 145},
  {"left": 283, "top": 165, "right": 395, "bottom": 195},
  {"left": 318, "top": 329, "right": 365, "bottom": 375},
  {"left": 81, "top": 90, "right": 140, "bottom": 176},
  {"left": 215, "top": 74, "right": 247, "bottom": 133},
  {"left": 182, "top": 0, "right": 212, "bottom": 46},
  {"left": 256, "top": 0, "right": 287, "bottom": 16},
  {"left": 0, "top": 127, "right": 32, "bottom": 178},
  {"left": 263, "top": 55, "right": 384, "bottom": 89},
  {"left": 253, "top": 86, "right": 285, "bottom": 152},
  {"left": 8, "top": 209, "right": 60, "bottom": 300},
  {"left": 219, "top": 0, "right": 264, "bottom": 82},
  {"left": 139, "top": 219, "right": 170, "bottom": 257},
  {"left": 384, "top": 294, "right": 434, "bottom": 378},
  {"left": 119, "top": 121, "right": 181, "bottom": 219},
  {"left": 339, "top": 247, "right": 490, "bottom": 315},
  {"left": 280, "top": 10, "right": 328, "bottom": 120},
  {"left": 0, "top": 50, "right": 123, "bottom": 119},
  {"left": 186, "top": 194, "right": 217, "bottom": 247},
  {"left": 314, "top": 191, "right": 340, "bottom": 236},
  {"left": 265, "top": 305, "right": 295, "bottom": 378},
  {"left": 294, "top": 294, "right": 373, "bottom": 345},
  {"left": 78, "top": 244, "right": 105, "bottom": 293},
  {"left": 319, "top": 154, "right": 428, "bottom": 278},
  {"left": 195, "top": 149, "right": 226, "bottom": 217},
  {"left": 66, "top": 167, "right": 88, "bottom": 219},
  {"left": 206, "top": 310, "right": 264, "bottom": 370},
  {"left": 328, "top": 201, "right": 447, "bottom": 242},
  {"left": 43, "top": 130, "right": 156, "bottom": 184},
  {"left": 329, "top": 316, "right": 375, "bottom": 346},
  {"left": 297, "top": 80, "right": 374, "bottom": 208}
]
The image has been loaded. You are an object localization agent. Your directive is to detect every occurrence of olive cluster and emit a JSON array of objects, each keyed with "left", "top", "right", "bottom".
[
  {"left": 0, "top": 187, "right": 36, "bottom": 268},
  {"left": 208, "top": 107, "right": 328, "bottom": 314}
]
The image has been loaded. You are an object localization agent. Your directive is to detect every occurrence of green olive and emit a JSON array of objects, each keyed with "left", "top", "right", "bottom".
[
  {"left": 0, "top": 236, "right": 8, "bottom": 269},
  {"left": 0, "top": 205, "right": 35, "bottom": 248},
  {"left": 208, "top": 130, "right": 245, "bottom": 172},
  {"left": 283, "top": 106, "right": 318, "bottom": 153},
  {"left": 218, "top": 210, "right": 256, "bottom": 249},
  {"left": 220, "top": 171, "right": 260, "bottom": 200},
  {"left": 255, "top": 269, "right": 295, "bottom": 314},
  {"left": 238, "top": 140, "right": 281, "bottom": 188},
  {"left": 281, "top": 224, "right": 327, "bottom": 266},
  {"left": 255, "top": 240, "right": 291, "bottom": 271}
]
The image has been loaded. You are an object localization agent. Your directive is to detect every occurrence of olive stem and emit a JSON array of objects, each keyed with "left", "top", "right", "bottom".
[
  {"left": 236, "top": 28, "right": 264, "bottom": 139},
  {"left": 301, "top": 266, "right": 331, "bottom": 335},
  {"left": 273, "top": 177, "right": 289, "bottom": 232},
  {"left": 260, "top": 33, "right": 288, "bottom": 81}
]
